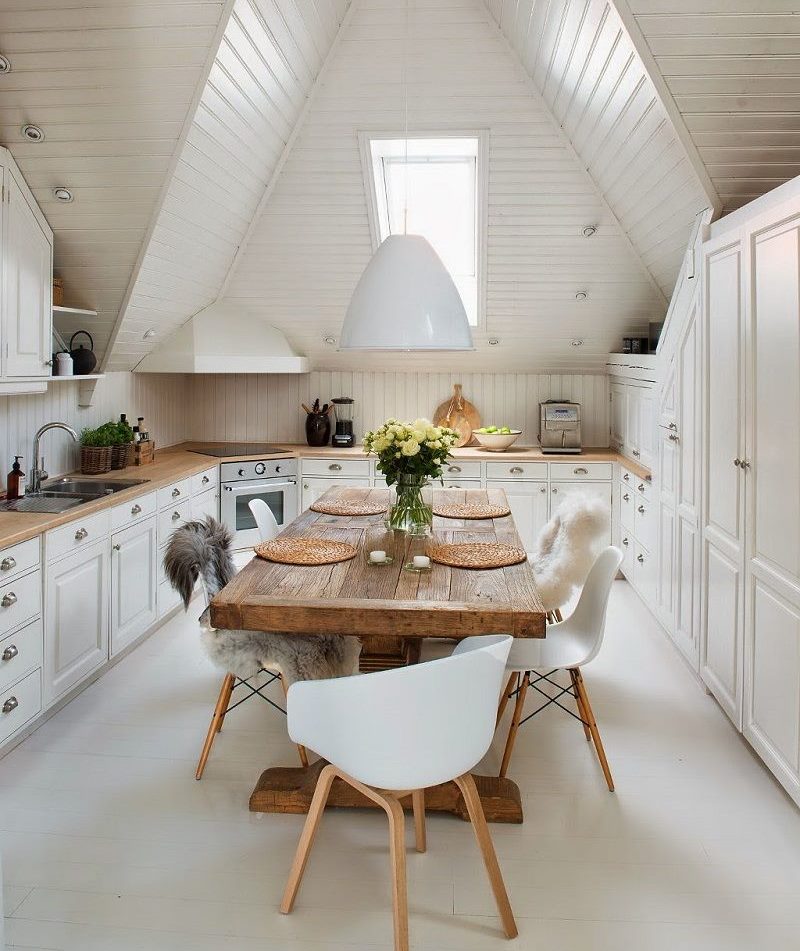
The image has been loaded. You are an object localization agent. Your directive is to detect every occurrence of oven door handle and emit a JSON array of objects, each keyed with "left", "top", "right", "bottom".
[{"left": 222, "top": 479, "right": 296, "bottom": 494}]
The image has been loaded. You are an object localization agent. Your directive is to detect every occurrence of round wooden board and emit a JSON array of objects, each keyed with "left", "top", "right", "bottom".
[
  {"left": 429, "top": 542, "right": 528, "bottom": 570},
  {"left": 310, "top": 499, "right": 387, "bottom": 516},
  {"left": 433, "top": 383, "right": 481, "bottom": 448},
  {"left": 432, "top": 501, "right": 511, "bottom": 520},
  {"left": 255, "top": 537, "right": 357, "bottom": 566}
]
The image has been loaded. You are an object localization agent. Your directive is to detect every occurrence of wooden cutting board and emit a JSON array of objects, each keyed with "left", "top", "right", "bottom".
[{"left": 433, "top": 383, "right": 481, "bottom": 447}]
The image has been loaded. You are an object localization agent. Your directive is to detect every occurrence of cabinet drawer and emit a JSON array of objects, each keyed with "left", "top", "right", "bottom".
[
  {"left": 620, "top": 467, "right": 636, "bottom": 487},
  {"left": 0, "top": 668, "right": 41, "bottom": 746},
  {"left": 191, "top": 466, "right": 218, "bottom": 495},
  {"left": 110, "top": 490, "right": 157, "bottom": 532},
  {"left": 46, "top": 509, "right": 111, "bottom": 562},
  {"left": 620, "top": 532, "right": 634, "bottom": 579},
  {"left": 633, "top": 541, "right": 657, "bottom": 607},
  {"left": 633, "top": 497, "right": 657, "bottom": 552},
  {"left": 302, "top": 458, "right": 371, "bottom": 478},
  {"left": 442, "top": 460, "right": 482, "bottom": 480},
  {"left": 0, "top": 537, "right": 40, "bottom": 582},
  {"left": 158, "top": 499, "right": 191, "bottom": 546},
  {"left": 0, "top": 570, "right": 41, "bottom": 637},
  {"left": 441, "top": 479, "right": 482, "bottom": 489},
  {"left": 550, "top": 462, "right": 613, "bottom": 481},
  {"left": 486, "top": 461, "right": 548, "bottom": 480},
  {"left": 620, "top": 485, "right": 635, "bottom": 532},
  {"left": 158, "top": 478, "right": 190, "bottom": 509},
  {"left": 0, "top": 618, "right": 42, "bottom": 694},
  {"left": 191, "top": 486, "right": 218, "bottom": 521}
]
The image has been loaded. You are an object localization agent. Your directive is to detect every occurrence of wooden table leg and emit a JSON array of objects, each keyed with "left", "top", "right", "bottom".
[{"left": 249, "top": 759, "right": 524, "bottom": 823}]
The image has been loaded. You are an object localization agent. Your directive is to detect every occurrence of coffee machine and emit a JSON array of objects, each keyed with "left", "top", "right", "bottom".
[
  {"left": 538, "top": 400, "right": 581, "bottom": 454},
  {"left": 331, "top": 397, "right": 356, "bottom": 447}
]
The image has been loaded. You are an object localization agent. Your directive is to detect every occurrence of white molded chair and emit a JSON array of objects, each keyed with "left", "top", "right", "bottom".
[
  {"left": 248, "top": 497, "right": 279, "bottom": 543},
  {"left": 281, "top": 634, "right": 518, "bottom": 951},
  {"left": 497, "top": 546, "right": 623, "bottom": 790}
]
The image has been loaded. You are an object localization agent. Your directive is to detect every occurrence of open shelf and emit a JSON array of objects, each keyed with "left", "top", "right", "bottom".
[
  {"left": 48, "top": 373, "right": 105, "bottom": 382},
  {"left": 53, "top": 305, "right": 98, "bottom": 318}
]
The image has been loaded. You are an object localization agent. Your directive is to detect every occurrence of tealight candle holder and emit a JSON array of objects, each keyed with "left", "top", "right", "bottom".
[
  {"left": 368, "top": 549, "right": 393, "bottom": 567},
  {"left": 403, "top": 553, "right": 432, "bottom": 573}
]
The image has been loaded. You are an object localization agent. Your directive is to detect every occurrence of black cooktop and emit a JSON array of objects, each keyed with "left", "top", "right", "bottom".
[{"left": 188, "top": 443, "right": 291, "bottom": 458}]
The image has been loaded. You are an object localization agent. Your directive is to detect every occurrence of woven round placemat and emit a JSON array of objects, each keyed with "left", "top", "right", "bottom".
[
  {"left": 432, "top": 501, "right": 511, "bottom": 520},
  {"left": 310, "top": 499, "right": 388, "bottom": 517},
  {"left": 429, "top": 542, "right": 527, "bottom": 570},
  {"left": 255, "top": 537, "right": 357, "bottom": 566}
]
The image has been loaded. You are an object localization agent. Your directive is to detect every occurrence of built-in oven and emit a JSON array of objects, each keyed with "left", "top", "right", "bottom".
[{"left": 219, "top": 458, "right": 298, "bottom": 550}]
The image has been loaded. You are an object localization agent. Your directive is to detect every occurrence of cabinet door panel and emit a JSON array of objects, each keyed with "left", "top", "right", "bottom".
[
  {"left": 111, "top": 518, "right": 157, "bottom": 657},
  {"left": 609, "top": 383, "right": 626, "bottom": 450},
  {"left": 637, "top": 390, "right": 656, "bottom": 470},
  {"left": 702, "top": 541, "right": 742, "bottom": 725},
  {"left": 488, "top": 481, "right": 548, "bottom": 552},
  {"left": 3, "top": 169, "right": 51, "bottom": 377},
  {"left": 45, "top": 539, "right": 109, "bottom": 707},
  {"left": 301, "top": 477, "right": 370, "bottom": 511},
  {"left": 674, "top": 516, "right": 699, "bottom": 665},
  {"left": 678, "top": 312, "right": 699, "bottom": 512},
  {"left": 657, "top": 502, "right": 676, "bottom": 628}
]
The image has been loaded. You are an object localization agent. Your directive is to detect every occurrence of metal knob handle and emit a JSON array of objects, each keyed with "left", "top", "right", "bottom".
[
  {"left": 44, "top": 359, "right": 53, "bottom": 367},
  {"left": 74, "top": 528, "right": 88, "bottom": 540},
  {"left": 622, "top": 537, "right": 629, "bottom": 547},
  {"left": 552, "top": 487, "right": 558, "bottom": 493},
  {"left": 131, "top": 504, "right": 142, "bottom": 515},
  {"left": 171, "top": 487, "right": 181, "bottom": 498},
  {"left": 0, "top": 557, "right": 16, "bottom": 571},
  {"left": 668, "top": 422, "right": 677, "bottom": 431},
  {"left": 112, "top": 544, "right": 121, "bottom": 551},
  {"left": 632, "top": 449, "right": 640, "bottom": 458},
  {"left": 2, "top": 696, "right": 18, "bottom": 714},
  {"left": 172, "top": 511, "right": 181, "bottom": 521},
  {"left": 2, "top": 645, "right": 18, "bottom": 661},
  {"left": 573, "top": 467, "right": 588, "bottom": 475},
  {"left": 510, "top": 466, "right": 523, "bottom": 474},
  {"left": 540, "top": 486, "right": 546, "bottom": 493},
  {"left": 740, "top": 459, "right": 751, "bottom": 470},
  {"left": 637, "top": 554, "right": 644, "bottom": 564},
  {"left": 668, "top": 433, "right": 679, "bottom": 442},
  {"left": 638, "top": 483, "right": 646, "bottom": 492},
  {"left": 623, "top": 473, "right": 630, "bottom": 482},
  {"left": 1, "top": 593, "right": 17, "bottom": 608},
  {"left": 202, "top": 476, "right": 210, "bottom": 484},
  {"left": 638, "top": 505, "right": 645, "bottom": 513},
  {"left": 623, "top": 493, "right": 630, "bottom": 501},
  {"left": 303, "top": 483, "right": 309, "bottom": 490},
  {"left": 734, "top": 458, "right": 742, "bottom": 468},
  {"left": 447, "top": 465, "right": 461, "bottom": 473},
  {"left": 329, "top": 463, "right": 342, "bottom": 471}
]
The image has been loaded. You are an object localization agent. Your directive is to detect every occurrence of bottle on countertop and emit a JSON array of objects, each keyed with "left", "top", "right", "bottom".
[
  {"left": 6, "top": 456, "right": 25, "bottom": 500},
  {"left": 133, "top": 427, "right": 141, "bottom": 444},
  {"left": 137, "top": 417, "right": 149, "bottom": 442}
]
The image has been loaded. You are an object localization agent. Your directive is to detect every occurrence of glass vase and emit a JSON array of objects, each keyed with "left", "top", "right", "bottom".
[{"left": 387, "top": 474, "right": 433, "bottom": 535}]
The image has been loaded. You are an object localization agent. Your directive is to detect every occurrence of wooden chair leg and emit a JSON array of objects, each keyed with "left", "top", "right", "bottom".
[
  {"left": 215, "top": 674, "right": 236, "bottom": 733},
  {"left": 411, "top": 789, "right": 426, "bottom": 853},
  {"left": 280, "top": 763, "right": 338, "bottom": 914},
  {"left": 195, "top": 673, "right": 235, "bottom": 780},
  {"left": 573, "top": 668, "right": 615, "bottom": 792},
  {"left": 499, "top": 671, "right": 530, "bottom": 779},
  {"left": 569, "top": 668, "right": 592, "bottom": 741},
  {"left": 495, "top": 672, "right": 518, "bottom": 728},
  {"left": 281, "top": 675, "right": 309, "bottom": 767},
  {"left": 454, "top": 773, "right": 518, "bottom": 939}
]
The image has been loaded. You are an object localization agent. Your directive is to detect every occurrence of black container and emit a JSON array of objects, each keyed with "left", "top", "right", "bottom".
[{"left": 305, "top": 412, "right": 331, "bottom": 447}]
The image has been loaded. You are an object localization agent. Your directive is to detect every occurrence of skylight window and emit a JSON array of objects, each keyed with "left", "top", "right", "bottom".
[{"left": 361, "top": 134, "right": 486, "bottom": 327}]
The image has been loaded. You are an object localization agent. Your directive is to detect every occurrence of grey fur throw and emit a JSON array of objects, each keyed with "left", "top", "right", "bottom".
[{"left": 163, "top": 517, "right": 360, "bottom": 685}]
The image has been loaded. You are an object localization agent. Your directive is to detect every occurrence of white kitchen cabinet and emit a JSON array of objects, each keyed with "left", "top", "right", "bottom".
[
  {"left": 301, "top": 476, "right": 370, "bottom": 510},
  {"left": 1, "top": 154, "right": 53, "bottom": 379},
  {"left": 488, "top": 481, "right": 549, "bottom": 552},
  {"left": 609, "top": 382, "right": 626, "bottom": 451},
  {"left": 44, "top": 538, "right": 109, "bottom": 707},
  {"left": 110, "top": 517, "right": 158, "bottom": 657},
  {"left": 191, "top": 486, "right": 219, "bottom": 522}
]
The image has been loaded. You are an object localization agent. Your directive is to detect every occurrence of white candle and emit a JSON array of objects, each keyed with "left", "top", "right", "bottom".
[
  {"left": 413, "top": 555, "right": 430, "bottom": 569},
  {"left": 369, "top": 550, "right": 387, "bottom": 564}
]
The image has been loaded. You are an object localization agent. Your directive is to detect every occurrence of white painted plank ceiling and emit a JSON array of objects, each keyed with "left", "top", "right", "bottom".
[
  {"left": 0, "top": 0, "right": 228, "bottom": 356},
  {"left": 221, "top": 0, "right": 665, "bottom": 373},
  {"left": 627, "top": 0, "right": 800, "bottom": 212},
  {"left": 104, "top": 0, "right": 352, "bottom": 371},
  {"left": 485, "top": 0, "right": 715, "bottom": 297}
]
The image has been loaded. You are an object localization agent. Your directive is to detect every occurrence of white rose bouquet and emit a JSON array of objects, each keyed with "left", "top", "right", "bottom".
[{"left": 363, "top": 418, "right": 459, "bottom": 533}]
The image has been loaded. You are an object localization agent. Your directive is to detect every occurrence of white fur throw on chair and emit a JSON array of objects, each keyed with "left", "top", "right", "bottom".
[
  {"left": 530, "top": 493, "right": 610, "bottom": 612},
  {"left": 163, "top": 518, "right": 360, "bottom": 686}
]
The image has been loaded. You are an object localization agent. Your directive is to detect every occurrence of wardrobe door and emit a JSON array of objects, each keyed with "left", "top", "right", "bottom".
[{"left": 700, "top": 233, "right": 747, "bottom": 727}]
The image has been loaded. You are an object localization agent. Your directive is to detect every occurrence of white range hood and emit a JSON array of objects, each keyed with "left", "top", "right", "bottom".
[{"left": 135, "top": 302, "right": 309, "bottom": 374}]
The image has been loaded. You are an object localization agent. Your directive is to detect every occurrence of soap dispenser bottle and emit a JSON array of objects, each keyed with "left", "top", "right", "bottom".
[{"left": 6, "top": 456, "right": 25, "bottom": 500}]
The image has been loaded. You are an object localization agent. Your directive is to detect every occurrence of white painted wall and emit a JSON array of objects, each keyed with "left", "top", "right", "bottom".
[
  {"left": 186, "top": 370, "right": 610, "bottom": 447},
  {"left": 0, "top": 373, "right": 188, "bottom": 482}
]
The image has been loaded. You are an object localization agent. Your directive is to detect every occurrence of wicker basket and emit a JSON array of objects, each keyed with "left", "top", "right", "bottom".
[
  {"left": 110, "top": 443, "right": 134, "bottom": 470},
  {"left": 52, "top": 277, "right": 64, "bottom": 306},
  {"left": 80, "top": 445, "right": 112, "bottom": 475}
]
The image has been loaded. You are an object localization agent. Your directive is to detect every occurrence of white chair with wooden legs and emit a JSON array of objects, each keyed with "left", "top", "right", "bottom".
[
  {"left": 195, "top": 499, "right": 308, "bottom": 779},
  {"left": 281, "top": 634, "right": 518, "bottom": 951},
  {"left": 498, "top": 547, "right": 623, "bottom": 790}
]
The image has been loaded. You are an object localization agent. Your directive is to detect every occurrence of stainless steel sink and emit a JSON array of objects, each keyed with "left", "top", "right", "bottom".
[{"left": 0, "top": 477, "right": 150, "bottom": 514}]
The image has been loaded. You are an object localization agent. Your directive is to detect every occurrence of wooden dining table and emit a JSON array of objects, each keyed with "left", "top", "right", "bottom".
[{"left": 210, "top": 485, "right": 546, "bottom": 823}]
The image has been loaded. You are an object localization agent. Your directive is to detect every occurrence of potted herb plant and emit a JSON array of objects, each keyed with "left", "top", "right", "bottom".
[{"left": 79, "top": 423, "right": 116, "bottom": 474}]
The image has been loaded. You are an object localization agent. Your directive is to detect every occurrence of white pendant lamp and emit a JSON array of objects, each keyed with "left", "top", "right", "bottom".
[{"left": 339, "top": 234, "right": 474, "bottom": 351}]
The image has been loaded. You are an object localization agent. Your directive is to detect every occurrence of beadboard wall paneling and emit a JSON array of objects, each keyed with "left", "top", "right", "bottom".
[
  {"left": 221, "top": 0, "right": 664, "bottom": 373},
  {"left": 626, "top": 0, "right": 800, "bottom": 212},
  {"left": 0, "top": 373, "right": 189, "bottom": 482},
  {"left": 186, "top": 371, "right": 610, "bottom": 447},
  {"left": 105, "top": 0, "right": 352, "bottom": 372},
  {"left": 485, "top": 0, "right": 715, "bottom": 297},
  {"left": 0, "top": 0, "right": 228, "bottom": 360}
]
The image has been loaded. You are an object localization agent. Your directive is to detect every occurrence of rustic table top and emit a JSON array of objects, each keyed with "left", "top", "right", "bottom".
[{"left": 210, "top": 486, "right": 546, "bottom": 639}]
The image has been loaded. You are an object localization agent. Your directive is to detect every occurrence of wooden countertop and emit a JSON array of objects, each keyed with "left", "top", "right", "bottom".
[{"left": 0, "top": 442, "right": 650, "bottom": 550}]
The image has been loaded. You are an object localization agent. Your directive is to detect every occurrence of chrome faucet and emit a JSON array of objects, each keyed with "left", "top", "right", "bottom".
[{"left": 28, "top": 422, "right": 79, "bottom": 494}]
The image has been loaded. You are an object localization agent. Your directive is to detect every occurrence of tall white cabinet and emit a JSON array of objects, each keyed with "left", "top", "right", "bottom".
[{"left": 700, "top": 181, "right": 800, "bottom": 804}]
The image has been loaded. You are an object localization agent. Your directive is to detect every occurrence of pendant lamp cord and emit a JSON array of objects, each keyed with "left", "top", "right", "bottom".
[{"left": 403, "top": 0, "right": 409, "bottom": 234}]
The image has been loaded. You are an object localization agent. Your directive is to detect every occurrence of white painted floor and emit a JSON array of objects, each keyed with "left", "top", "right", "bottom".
[{"left": 2, "top": 580, "right": 800, "bottom": 951}]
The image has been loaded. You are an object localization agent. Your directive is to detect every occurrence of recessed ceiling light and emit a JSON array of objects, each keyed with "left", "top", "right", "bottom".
[
  {"left": 53, "top": 187, "right": 73, "bottom": 203},
  {"left": 488, "top": 337, "right": 500, "bottom": 346},
  {"left": 571, "top": 338, "right": 584, "bottom": 347},
  {"left": 0, "top": 54, "right": 11, "bottom": 74},
  {"left": 21, "top": 124, "right": 44, "bottom": 142},
  {"left": 322, "top": 335, "right": 336, "bottom": 346},
  {"left": 575, "top": 291, "right": 588, "bottom": 301},
  {"left": 582, "top": 225, "right": 597, "bottom": 238},
  {"left": 142, "top": 329, "right": 156, "bottom": 339}
]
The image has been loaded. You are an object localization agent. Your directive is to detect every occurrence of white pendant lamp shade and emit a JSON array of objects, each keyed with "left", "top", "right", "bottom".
[{"left": 339, "top": 234, "right": 474, "bottom": 350}]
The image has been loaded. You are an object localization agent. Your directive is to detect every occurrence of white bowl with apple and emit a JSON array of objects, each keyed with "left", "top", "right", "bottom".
[{"left": 471, "top": 426, "right": 522, "bottom": 452}]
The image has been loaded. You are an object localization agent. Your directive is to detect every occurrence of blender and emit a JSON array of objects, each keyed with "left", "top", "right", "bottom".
[{"left": 331, "top": 397, "right": 356, "bottom": 447}]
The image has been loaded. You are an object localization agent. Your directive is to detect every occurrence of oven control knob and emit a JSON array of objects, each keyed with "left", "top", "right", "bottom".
[
  {"left": 238, "top": 468, "right": 245, "bottom": 477},
  {"left": 254, "top": 462, "right": 266, "bottom": 475}
]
